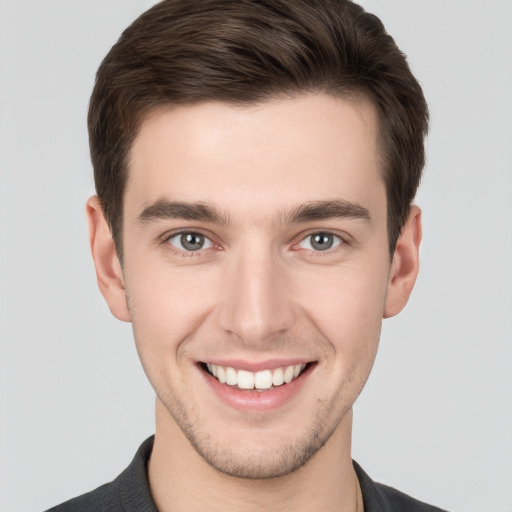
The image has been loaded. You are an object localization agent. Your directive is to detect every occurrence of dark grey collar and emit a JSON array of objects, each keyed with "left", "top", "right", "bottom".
[
  {"left": 120, "top": 437, "right": 447, "bottom": 512},
  {"left": 47, "top": 436, "right": 447, "bottom": 512}
]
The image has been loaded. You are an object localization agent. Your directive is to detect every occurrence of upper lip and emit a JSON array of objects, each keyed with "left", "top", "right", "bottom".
[{"left": 199, "top": 358, "right": 314, "bottom": 372}]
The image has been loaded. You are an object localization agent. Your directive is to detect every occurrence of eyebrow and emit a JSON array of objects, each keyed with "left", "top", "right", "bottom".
[
  {"left": 137, "top": 199, "right": 231, "bottom": 225},
  {"left": 288, "top": 200, "right": 371, "bottom": 224},
  {"left": 137, "top": 198, "right": 371, "bottom": 226}
]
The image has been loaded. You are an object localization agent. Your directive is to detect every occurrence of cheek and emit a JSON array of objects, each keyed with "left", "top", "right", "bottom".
[
  {"left": 126, "top": 265, "right": 222, "bottom": 402},
  {"left": 126, "top": 262, "right": 220, "bottom": 354},
  {"left": 293, "top": 261, "right": 389, "bottom": 365}
]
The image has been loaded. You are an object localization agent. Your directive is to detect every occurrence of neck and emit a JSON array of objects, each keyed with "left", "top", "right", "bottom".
[{"left": 148, "top": 399, "right": 360, "bottom": 512}]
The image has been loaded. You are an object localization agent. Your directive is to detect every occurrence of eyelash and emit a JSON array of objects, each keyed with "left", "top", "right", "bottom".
[
  {"left": 162, "top": 230, "right": 217, "bottom": 257},
  {"left": 161, "top": 230, "right": 347, "bottom": 258},
  {"left": 292, "top": 232, "right": 345, "bottom": 255}
]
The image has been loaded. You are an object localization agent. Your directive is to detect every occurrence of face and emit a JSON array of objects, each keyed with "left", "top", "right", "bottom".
[{"left": 103, "top": 94, "right": 406, "bottom": 478}]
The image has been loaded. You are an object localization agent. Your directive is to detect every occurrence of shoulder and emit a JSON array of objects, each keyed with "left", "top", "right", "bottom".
[
  {"left": 44, "top": 437, "right": 157, "bottom": 512},
  {"left": 374, "top": 482, "right": 449, "bottom": 512},
  {"left": 44, "top": 480, "right": 120, "bottom": 512},
  {"left": 353, "top": 460, "right": 449, "bottom": 512}
]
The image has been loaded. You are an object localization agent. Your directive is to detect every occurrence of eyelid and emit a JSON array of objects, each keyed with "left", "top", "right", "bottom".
[
  {"left": 160, "top": 228, "right": 220, "bottom": 255},
  {"left": 158, "top": 227, "right": 350, "bottom": 256},
  {"left": 291, "top": 229, "right": 349, "bottom": 252},
  {"left": 169, "top": 232, "right": 213, "bottom": 250}
]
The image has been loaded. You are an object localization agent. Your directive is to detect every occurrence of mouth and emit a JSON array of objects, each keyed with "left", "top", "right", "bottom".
[{"left": 200, "top": 361, "right": 313, "bottom": 391}]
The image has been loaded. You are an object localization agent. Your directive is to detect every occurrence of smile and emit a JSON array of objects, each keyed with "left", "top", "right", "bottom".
[{"left": 204, "top": 363, "right": 308, "bottom": 390}]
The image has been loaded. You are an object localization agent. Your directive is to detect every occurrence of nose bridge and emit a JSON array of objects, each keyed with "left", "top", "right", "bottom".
[{"left": 218, "top": 240, "right": 294, "bottom": 344}]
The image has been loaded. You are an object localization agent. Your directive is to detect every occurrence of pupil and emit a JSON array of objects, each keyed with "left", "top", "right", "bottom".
[
  {"left": 181, "top": 233, "right": 204, "bottom": 251},
  {"left": 311, "top": 233, "right": 333, "bottom": 251}
]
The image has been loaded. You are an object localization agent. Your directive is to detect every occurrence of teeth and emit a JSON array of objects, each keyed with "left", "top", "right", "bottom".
[
  {"left": 255, "top": 370, "right": 273, "bottom": 390},
  {"left": 272, "top": 367, "right": 284, "bottom": 386},
  {"left": 206, "top": 363, "right": 306, "bottom": 390},
  {"left": 283, "top": 365, "right": 294, "bottom": 383},
  {"left": 225, "top": 366, "right": 237, "bottom": 386},
  {"left": 217, "top": 366, "right": 226, "bottom": 384},
  {"left": 237, "top": 370, "right": 254, "bottom": 389}
]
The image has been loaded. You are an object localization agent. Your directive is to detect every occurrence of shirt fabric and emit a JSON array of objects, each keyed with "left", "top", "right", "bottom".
[{"left": 45, "top": 436, "right": 448, "bottom": 512}]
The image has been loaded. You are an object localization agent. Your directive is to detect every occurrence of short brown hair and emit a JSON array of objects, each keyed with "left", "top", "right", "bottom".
[{"left": 88, "top": 0, "right": 428, "bottom": 260}]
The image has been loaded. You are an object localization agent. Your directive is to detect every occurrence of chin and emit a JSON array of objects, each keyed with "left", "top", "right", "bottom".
[
  {"left": 189, "top": 435, "right": 328, "bottom": 479},
  {"left": 173, "top": 406, "right": 345, "bottom": 480}
]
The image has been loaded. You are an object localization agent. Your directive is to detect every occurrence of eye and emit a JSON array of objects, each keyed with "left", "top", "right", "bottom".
[
  {"left": 167, "top": 232, "right": 213, "bottom": 252},
  {"left": 297, "top": 232, "right": 343, "bottom": 251}
]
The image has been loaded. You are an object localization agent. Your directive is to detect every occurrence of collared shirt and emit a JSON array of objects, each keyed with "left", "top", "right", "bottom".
[{"left": 45, "top": 436, "right": 449, "bottom": 512}]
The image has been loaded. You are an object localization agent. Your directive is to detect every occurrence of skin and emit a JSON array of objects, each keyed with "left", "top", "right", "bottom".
[{"left": 87, "top": 93, "right": 421, "bottom": 512}]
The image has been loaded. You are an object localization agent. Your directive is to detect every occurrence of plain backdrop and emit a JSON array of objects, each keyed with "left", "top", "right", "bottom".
[{"left": 0, "top": 1, "right": 511, "bottom": 511}]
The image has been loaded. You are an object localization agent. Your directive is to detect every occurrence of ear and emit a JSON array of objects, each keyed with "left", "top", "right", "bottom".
[
  {"left": 86, "top": 196, "right": 131, "bottom": 322},
  {"left": 384, "top": 205, "right": 422, "bottom": 318}
]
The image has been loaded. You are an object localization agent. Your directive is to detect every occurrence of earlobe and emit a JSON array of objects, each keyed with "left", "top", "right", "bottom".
[
  {"left": 384, "top": 205, "right": 422, "bottom": 319},
  {"left": 86, "top": 196, "right": 131, "bottom": 322}
]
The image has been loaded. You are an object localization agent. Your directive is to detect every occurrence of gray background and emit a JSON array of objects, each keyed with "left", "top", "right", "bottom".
[{"left": 0, "top": 1, "right": 511, "bottom": 511}]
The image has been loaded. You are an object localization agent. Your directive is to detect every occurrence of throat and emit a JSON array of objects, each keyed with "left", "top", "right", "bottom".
[{"left": 150, "top": 399, "right": 358, "bottom": 512}]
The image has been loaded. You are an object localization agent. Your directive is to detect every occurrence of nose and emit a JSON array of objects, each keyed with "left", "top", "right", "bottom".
[{"left": 217, "top": 245, "right": 295, "bottom": 346}]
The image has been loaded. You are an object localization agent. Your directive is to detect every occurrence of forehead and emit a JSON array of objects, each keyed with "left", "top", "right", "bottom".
[{"left": 125, "top": 93, "right": 384, "bottom": 223}]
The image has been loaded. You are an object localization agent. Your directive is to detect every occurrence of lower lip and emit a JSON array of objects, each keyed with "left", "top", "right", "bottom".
[{"left": 200, "top": 364, "right": 314, "bottom": 412}]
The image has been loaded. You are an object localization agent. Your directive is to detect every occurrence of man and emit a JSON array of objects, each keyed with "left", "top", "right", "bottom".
[{"left": 47, "top": 0, "right": 446, "bottom": 510}]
